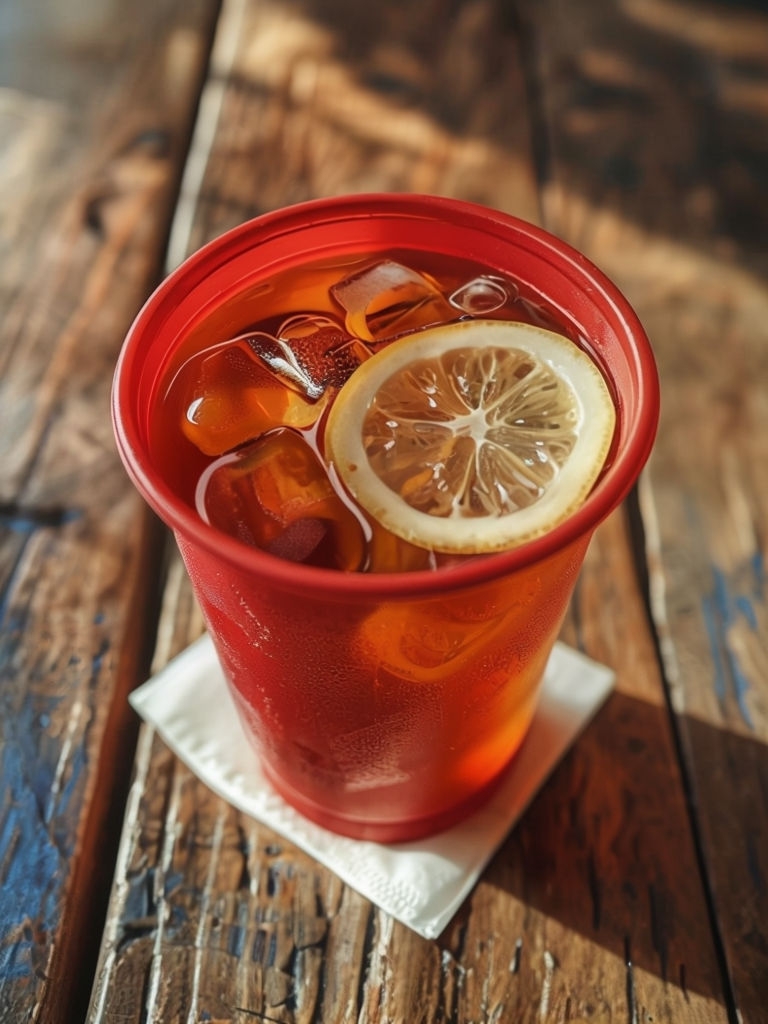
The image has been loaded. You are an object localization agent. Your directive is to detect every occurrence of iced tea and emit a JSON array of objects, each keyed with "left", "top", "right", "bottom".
[{"left": 114, "top": 195, "right": 658, "bottom": 840}]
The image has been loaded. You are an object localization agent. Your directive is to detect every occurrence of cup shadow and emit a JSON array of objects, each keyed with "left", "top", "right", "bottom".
[{"left": 434, "top": 688, "right": 767, "bottom": 1008}]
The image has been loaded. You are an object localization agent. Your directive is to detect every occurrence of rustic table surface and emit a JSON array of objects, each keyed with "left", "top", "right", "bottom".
[{"left": 1, "top": 0, "right": 767, "bottom": 1021}]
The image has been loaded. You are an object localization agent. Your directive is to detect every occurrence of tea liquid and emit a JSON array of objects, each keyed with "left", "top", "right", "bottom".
[{"left": 151, "top": 249, "right": 587, "bottom": 574}]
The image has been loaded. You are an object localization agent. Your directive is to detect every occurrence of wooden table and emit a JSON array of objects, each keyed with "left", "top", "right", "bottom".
[{"left": 2, "top": 0, "right": 767, "bottom": 1020}]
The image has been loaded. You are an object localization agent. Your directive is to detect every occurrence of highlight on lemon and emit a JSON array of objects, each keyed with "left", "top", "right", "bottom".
[{"left": 325, "top": 319, "right": 615, "bottom": 555}]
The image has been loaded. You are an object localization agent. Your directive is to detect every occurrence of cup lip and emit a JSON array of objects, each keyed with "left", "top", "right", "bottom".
[{"left": 112, "top": 192, "right": 659, "bottom": 600}]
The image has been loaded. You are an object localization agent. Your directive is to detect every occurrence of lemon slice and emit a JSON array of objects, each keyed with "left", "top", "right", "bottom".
[{"left": 325, "top": 319, "right": 615, "bottom": 554}]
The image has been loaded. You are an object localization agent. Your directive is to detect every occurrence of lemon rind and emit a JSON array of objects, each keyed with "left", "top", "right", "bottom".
[{"left": 326, "top": 319, "right": 616, "bottom": 554}]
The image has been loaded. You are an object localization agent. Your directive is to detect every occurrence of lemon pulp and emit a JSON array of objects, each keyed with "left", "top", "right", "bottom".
[{"left": 325, "top": 319, "right": 615, "bottom": 554}]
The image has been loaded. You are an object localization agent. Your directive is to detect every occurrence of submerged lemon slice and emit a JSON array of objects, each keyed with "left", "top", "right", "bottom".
[{"left": 325, "top": 319, "right": 616, "bottom": 554}]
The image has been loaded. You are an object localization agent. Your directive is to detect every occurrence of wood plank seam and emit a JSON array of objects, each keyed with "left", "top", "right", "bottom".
[{"left": 635, "top": 475, "right": 741, "bottom": 1024}]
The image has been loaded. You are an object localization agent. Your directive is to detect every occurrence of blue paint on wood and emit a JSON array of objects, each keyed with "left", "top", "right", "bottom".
[
  {"left": 1, "top": 685, "right": 81, "bottom": 857},
  {"left": 91, "top": 637, "right": 110, "bottom": 680},
  {"left": 701, "top": 594, "right": 728, "bottom": 704},
  {"left": 0, "top": 633, "right": 93, "bottom": 986},
  {"left": 227, "top": 921, "right": 246, "bottom": 959},
  {"left": 0, "top": 512, "right": 100, "bottom": 993},
  {"left": 735, "top": 594, "right": 758, "bottom": 630},
  {"left": 122, "top": 868, "right": 155, "bottom": 923},
  {"left": 0, "top": 740, "right": 66, "bottom": 982},
  {"left": 752, "top": 550, "right": 765, "bottom": 594},
  {"left": 702, "top": 557, "right": 764, "bottom": 730},
  {"left": 0, "top": 515, "right": 40, "bottom": 546},
  {"left": 0, "top": 507, "right": 81, "bottom": 532}
]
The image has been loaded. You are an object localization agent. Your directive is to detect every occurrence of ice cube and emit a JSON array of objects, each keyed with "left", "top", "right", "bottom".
[
  {"left": 331, "top": 260, "right": 455, "bottom": 343},
  {"left": 448, "top": 275, "right": 514, "bottom": 315},
  {"left": 176, "top": 337, "right": 323, "bottom": 456},
  {"left": 196, "top": 429, "right": 366, "bottom": 570},
  {"left": 276, "top": 314, "right": 371, "bottom": 389},
  {"left": 246, "top": 330, "right": 326, "bottom": 400}
]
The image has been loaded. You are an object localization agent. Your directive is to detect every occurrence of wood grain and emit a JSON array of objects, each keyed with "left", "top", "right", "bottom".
[
  {"left": 0, "top": 1, "right": 220, "bottom": 1020},
  {"left": 171, "top": 0, "right": 540, "bottom": 260},
  {"left": 86, "top": 0, "right": 743, "bottom": 1020},
  {"left": 517, "top": 0, "right": 768, "bottom": 1018}
]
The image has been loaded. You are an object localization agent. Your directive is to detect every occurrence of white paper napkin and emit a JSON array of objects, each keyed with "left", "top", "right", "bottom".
[{"left": 130, "top": 634, "right": 613, "bottom": 939}]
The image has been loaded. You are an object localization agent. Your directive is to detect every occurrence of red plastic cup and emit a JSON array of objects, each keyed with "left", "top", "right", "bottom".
[{"left": 112, "top": 194, "right": 659, "bottom": 842}]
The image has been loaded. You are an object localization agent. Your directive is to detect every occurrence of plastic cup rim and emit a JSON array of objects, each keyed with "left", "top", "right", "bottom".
[{"left": 112, "top": 192, "right": 660, "bottom": 600}]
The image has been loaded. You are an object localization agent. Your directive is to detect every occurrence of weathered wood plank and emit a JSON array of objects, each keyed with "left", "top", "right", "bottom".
[
  {"left": 89, "top": 0, "right": 732, "bottom": 1020},
  {"left": 518, "top": 0, "right": 768, "bottom": 1018},
  {"left": 170, "top": 0, "right": 540, "bottom": 261},
  {"left": 0, "top": 1, "right": 220, "bottom": 1020}
]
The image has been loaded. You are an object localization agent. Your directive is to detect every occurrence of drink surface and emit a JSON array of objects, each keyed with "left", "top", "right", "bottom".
[{"left": 152, "top": 249, "right": 600, "bottom": 574}]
